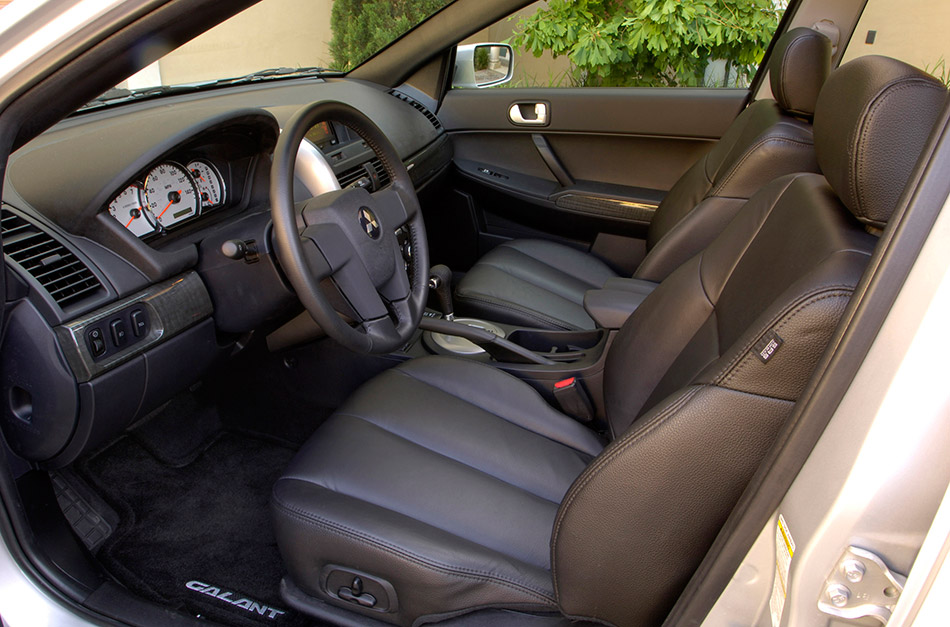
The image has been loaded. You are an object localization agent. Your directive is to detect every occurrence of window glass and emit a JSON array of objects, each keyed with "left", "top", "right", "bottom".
[
  {"left": 114, "top": 0, "right": 453, "bottom": 90},
  {"left": 459, "top": 0, "right": 789, "bottom": 88},
  {"left": 841, "top": 0, "right": 950, "bottom": 85}
]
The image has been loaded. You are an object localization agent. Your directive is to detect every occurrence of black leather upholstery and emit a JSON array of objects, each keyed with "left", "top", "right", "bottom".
[
  {"left": 769, "top": 27, "right": 832, "bottom": 118},
  {"left": 455, "top": 27, "right": 831, "bottom": 330},
  {"left": 452, "top": 239, "right": 617, "bottom": 330},
  {"left": 274, "top": 57, "right": 945, "bottom": 626},
  {"left": 814, "top": 55, "right": 948, "bottom": 227},
  {"left": 273, "top": 358, "right": 602, "bottom": 623}
]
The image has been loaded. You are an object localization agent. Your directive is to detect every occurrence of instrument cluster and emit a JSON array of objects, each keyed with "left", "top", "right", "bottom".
[{"left": 107, "top": 158, "right": 227, "bottom": 238}]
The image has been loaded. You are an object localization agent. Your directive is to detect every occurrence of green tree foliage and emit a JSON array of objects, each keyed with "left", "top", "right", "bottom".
[
  {"left": 329, "top": 0, "right": 451, "bottom": 71},
  {"left": 510, "top": 0, "right": 783, "bottom": 87}
]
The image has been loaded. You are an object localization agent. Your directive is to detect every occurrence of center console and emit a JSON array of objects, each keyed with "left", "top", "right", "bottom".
[{"left": 393, "top": 264, "right": 630, "bottom": 424}]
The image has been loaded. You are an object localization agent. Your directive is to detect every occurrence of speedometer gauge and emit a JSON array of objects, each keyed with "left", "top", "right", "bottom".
[
  {"left": 108, "top": 185, "right": 156, "bottom": 238},
  {"left": 144, "top": 162, "right": 200, "bottom": 228},
  {"left": 187, "top": 160, "right": 225, "bottom": 209}
]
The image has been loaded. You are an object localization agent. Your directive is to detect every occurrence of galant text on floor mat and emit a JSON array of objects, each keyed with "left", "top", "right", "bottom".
[{"left": 186, "top": 580, "right": 286, "bottom": 619}]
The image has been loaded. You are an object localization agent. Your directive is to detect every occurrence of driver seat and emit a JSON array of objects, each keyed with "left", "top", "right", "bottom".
[{"left": 272, "top": 57, "right": 946, "bottom": 626}]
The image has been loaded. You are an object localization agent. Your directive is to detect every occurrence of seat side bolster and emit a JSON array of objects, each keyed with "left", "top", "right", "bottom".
[
  {"left": 551, "top": 385, "right": 793, "bottom": 627},
  {"left": 634, "top": 196, "right": 746, "bottom": 283}
]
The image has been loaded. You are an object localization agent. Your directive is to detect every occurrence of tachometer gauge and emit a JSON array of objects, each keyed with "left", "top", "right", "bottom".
[
  {"left": 108, "top": 185, "right": 156, "bottom": 238},
  {"left": 143, "top": 162, "right": 200, "bottom": 228},
  {"left": 187, "top": 160, "right": 226, "bottom": 209}
]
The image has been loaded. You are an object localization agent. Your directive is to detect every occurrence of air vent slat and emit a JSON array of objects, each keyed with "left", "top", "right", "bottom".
[
  {"left": 388, "top": 90, "right": 442, "bottom": 131},
  {"left": 371, "top": 158, "right": 391, "bottom": 188},
  {"left": 337, "top": 166, "right": 367, "bottom": 188},
  {"left": 1, "top": 208, "right": 104, "bottom": 308},
  {"left": 32, "top": 259, "right": 85, "bottom": 279}
]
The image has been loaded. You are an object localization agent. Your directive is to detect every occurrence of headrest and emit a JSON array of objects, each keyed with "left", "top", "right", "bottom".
[
  {"left": 814, "top": 55, "right": 947, "bottom": 227},
  {"left": 769, "top": 27, "right": 832, "bottom": 119}
]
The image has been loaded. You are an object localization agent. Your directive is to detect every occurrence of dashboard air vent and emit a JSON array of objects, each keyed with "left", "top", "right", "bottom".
[
  {"left": 388, "top": 90, "right": 442, "bottom": 131},
  {"left": 1, "top": 209, "right": 103, "bottom": 308},
  {"left": 337, "top": 164, "right": 369, "bottom": 189},
  {"left": 337, "top": 157, "right": 391, "bottom": 191}
]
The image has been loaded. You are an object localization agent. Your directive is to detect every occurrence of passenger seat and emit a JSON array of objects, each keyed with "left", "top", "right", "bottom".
[{"left": 455, "top": 27, "right": 832, "bottom": 330}]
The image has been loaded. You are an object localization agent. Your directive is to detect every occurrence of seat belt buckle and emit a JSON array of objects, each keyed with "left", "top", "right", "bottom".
[{"left": 553, "top": 377, "right": 594, "bottom": 422}]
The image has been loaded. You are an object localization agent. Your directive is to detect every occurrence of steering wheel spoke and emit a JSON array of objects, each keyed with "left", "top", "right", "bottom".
[
  {"left": 331, "top": 259, "right": 391, "bottom": 322},
  {"left": 373, "top": 186, "right": 412, "bottom": 228},
  {"left": 301, "top": 223, "right": 355, "bottom": 275}
]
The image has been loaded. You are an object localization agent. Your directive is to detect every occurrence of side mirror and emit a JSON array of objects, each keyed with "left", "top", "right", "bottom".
[{"left": 452, "top": 43, "right": 514, "bottom": 89}]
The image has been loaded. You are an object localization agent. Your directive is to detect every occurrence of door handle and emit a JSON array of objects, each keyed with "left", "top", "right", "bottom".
[{"left": 508, "top": 102, "right": 548, "bottom": 126}]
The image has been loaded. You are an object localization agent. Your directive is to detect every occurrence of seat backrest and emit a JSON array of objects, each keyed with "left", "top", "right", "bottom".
[
  {"left": 552, "top": 56, "right": 947, "bottom": 626},
  {"left": 634, "top": 27, "right": 832, "bottom": 282}
]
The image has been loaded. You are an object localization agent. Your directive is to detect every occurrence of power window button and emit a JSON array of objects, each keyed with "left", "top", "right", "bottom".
[{"left": 110, "top": 319, "right": 128, "bottom": 347}]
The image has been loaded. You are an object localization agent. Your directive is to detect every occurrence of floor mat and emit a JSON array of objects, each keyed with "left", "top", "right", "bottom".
[{"left": 79, "top": 432, "right": 319, "bottom": 627}]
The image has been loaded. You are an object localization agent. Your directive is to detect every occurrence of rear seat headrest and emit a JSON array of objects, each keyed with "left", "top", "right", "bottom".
[
  {"left": 814, "top": 55, "right": 947, "bottom": 227},
  {"left": 769, "top": 27, "right": 832, "bottom": 119}
]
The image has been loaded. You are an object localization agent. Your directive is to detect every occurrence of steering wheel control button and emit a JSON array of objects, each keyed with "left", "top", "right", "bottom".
[
  {"left": 86, "top": 327, "right": 107, "bottom": 358},
  {"left": 358, "top": 207, "right": 381, "bottom": 239},
  {"left": 130, "top": 309, "right": 148, "bottom": 338}
]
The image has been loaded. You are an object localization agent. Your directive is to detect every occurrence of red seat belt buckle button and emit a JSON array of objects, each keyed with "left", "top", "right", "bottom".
[{"left": 553, "top": 376, "right": 594, "bottom": 422}]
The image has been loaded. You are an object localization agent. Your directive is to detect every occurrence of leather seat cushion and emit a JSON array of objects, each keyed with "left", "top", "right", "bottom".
[
  {"left": 272, "top": 356, "right": 604, "bottom": 623},
  {"left": 454, "top": 239, "right": 617, "bottom": 330}
]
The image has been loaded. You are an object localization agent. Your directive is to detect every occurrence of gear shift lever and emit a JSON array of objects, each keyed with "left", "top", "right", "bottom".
[{"left": 428, "top": 264, "right": 455, "bottom": 321}]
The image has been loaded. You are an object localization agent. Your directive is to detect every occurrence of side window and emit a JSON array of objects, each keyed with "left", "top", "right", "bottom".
[
  {"left": 840, "top": 0, "right": 950, "bottom": 85},
  {"left": 456, "top": 0, "right": 789, "bottom": 89}
]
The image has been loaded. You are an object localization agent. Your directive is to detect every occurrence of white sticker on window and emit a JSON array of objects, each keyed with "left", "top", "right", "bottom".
[{"left": 769, "top": 514, "right": 796, "bottom": 627}]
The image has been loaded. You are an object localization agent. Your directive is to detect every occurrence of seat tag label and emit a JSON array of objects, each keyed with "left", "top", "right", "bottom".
[{"left": 754, "top": 330, "right": 784, "bottom": 363}]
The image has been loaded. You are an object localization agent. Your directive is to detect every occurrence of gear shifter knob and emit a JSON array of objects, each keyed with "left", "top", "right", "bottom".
[{"left": 428, "top": 264, "right": 455, "bottom": 321}]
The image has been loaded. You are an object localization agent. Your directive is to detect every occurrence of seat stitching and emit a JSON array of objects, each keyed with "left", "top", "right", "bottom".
[
  {"left": 853, "top": 79, "right": 945, "bottom": 222},
  {"left": 329, "top": 408, "right": 566, "bottom": 506},
  {"left": 698, "top": 174, "right": 804, "bottom": 309},
  {"left": 551, "top": 386, "right": 699, "bottom": 602},
  {"left": 719, "top": 289, "right": 853, "bottom": 389},
  {"left": 272, "top": 496, "right": 556, "bottom": 603},
  {"left": 712, "top": 135, "right": 814, "bottom": 196},
  {"left": 711, "top": 285, "right": 856, "bottom": 384}
]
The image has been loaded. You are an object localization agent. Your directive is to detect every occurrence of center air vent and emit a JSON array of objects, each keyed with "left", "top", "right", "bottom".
[
  {"left": 337, "top": 158, "right": 391, "bottom": 191},
  {"left": 388, "top": 90, "right": 443, "bottom": 131},
  {"left": 1, "top": 208, "right": 104, "bottom": 308}
]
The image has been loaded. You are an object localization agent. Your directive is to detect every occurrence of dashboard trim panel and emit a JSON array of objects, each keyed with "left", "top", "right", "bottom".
[{"left": 54, "top": 272, "right": 213, "bottom": 382}]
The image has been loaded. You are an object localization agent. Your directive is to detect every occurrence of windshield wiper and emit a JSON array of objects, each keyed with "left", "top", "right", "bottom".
[
  {"left": 213, "top": 66, "right": 342, "bottom": 86},
  {"left": 76, "top": 67, "right": 342, "bottom": 113},
  {"left": 77, "top": 83, "right": 218, "bottom": 111}
]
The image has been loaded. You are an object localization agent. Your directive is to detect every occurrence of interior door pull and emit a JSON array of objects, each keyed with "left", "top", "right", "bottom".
[{"left": 509, "top": 102, "right": 548, "bottom": 126}]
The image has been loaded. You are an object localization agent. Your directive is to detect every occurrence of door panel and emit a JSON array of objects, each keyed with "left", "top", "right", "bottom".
[{"left": 434, "top": 87, "right": 749, "bottom": 272}]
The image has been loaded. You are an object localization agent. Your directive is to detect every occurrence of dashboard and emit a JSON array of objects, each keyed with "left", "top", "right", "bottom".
[{"left": 0, "top": 76, "right": 452, "bottom": 467}]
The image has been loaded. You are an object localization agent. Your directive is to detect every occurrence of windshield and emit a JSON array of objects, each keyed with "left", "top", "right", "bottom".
[{"left": 86, "top": 0, "right": 452, "bottom": 107}]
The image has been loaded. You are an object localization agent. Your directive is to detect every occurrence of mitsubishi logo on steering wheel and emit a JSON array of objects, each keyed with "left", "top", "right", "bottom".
[{"left": 358, "top": 207, "right": 381, "bottom": 240}]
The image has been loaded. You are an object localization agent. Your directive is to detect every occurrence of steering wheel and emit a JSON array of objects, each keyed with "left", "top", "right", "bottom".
[{"left": 270, "top": 101, "right": 429, "bottom": 354}]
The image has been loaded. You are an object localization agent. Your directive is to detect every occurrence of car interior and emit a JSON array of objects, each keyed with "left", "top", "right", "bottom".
[{"left": 0, "top": 0, "right": 948, "bottom": 626}]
